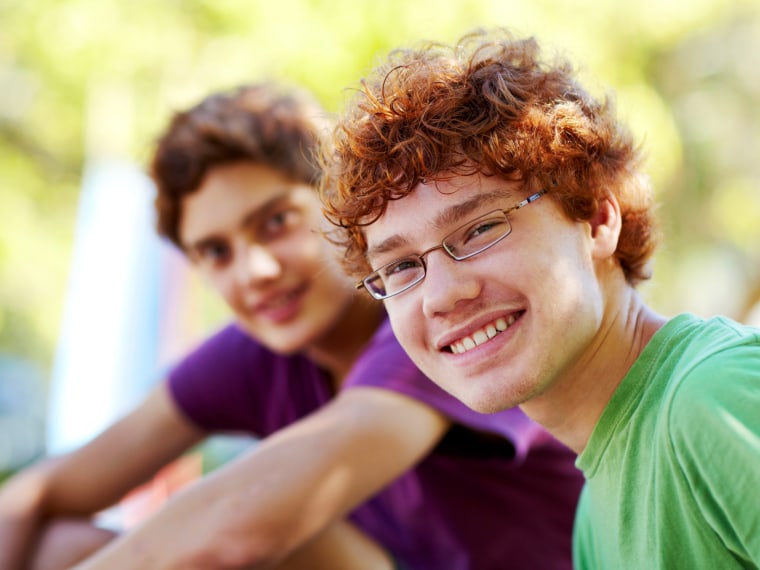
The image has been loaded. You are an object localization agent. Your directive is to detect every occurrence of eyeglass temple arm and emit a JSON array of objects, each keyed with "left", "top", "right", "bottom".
[{"left": 506, "top": 189, "right": 546, "bottom": 213}]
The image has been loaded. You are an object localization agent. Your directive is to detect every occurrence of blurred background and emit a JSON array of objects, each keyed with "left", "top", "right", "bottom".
[{"left": 1, "top": 0, "right": 759, "bottom": 477}]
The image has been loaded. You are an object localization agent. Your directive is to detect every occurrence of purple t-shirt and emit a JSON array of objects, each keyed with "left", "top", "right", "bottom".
[{"left": 169, "top": 318, "right": 583, "bottom": 570}]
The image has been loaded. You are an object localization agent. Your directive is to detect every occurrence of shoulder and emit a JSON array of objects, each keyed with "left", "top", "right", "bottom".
[
  {"left": 665, "top": 316, "right": 760, "bottom": 412},
  {"left": 661, "top": 316, "right": 760, "bottom": 468},
  {"left": 167, "top": 322, "right": 291, "bottom": 402},
  {"left": 171, "top": 323, "right": 284, "bottom": 376},
  {"left": 167, "top": 323, "right": 327, "bottom": 433},
  {"left": 343, "top": 318, "right": 470, "bottom": 416},
  {"left": 184, "top": 323, "right": 265, "bottom": 360},
  {"left": 653, "top": 319, "right": 760, "bottom": 560},
  {"left": 344, "top": 318, "right": 426, "bottom": 389}
]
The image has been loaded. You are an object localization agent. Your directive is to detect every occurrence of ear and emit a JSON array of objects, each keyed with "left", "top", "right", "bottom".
[{"left": 589, "top": 194, "right": 621, "bottom": 260}]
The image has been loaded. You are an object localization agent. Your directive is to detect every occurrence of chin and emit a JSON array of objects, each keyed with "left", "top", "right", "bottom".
[
  {"left": 239, "top": 321, "right": 309, "bottom": 354},
  {"left": 273, "top": 325, "right": 323, "bottom": 353},
  {"left": 440, "top": 374, "right": 524, "bottom": 414},
  {"left": 458, "top": 390, "right": 510, "bottom": 414}
]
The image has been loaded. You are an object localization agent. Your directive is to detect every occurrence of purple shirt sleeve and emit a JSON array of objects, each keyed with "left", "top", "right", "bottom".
[
  {"left": 342, "top": 317, "right": 550, "bottom": 463},
  {"left": 167, "top": 324, "right": 331, "bottom": 436}
]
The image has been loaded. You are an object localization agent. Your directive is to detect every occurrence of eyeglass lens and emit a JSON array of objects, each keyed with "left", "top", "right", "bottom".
[{"left": 366, "top": 210, "right": 512, "bottom": 299}]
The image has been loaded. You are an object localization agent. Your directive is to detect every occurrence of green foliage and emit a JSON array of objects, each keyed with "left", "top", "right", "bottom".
[{"left": 1, "top": 0, "right": 759, "bottom": 386}]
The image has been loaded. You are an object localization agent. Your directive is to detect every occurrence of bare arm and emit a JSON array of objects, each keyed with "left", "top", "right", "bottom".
[
  {"left": 72, "top": 387, "right": 451, "bottom": 569},
  {"left": 0, "top": 383, "right": 205, "bottom": 569}
]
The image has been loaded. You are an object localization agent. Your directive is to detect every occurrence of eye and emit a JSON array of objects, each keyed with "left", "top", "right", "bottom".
[
  {"left": 259, "top": 207, "right": 302, "bottom": 241},
  {"left": 197, "top": 241, "right": 231, "bottom": 267},
  {"left": 459, "top": 216, "right": 509, "bottom": 247},
  {"left": 466, "top": 218, "right": 504, "bottom": 241},
  {"left": 382, "top": 257, "right": 423, "bottom": 277}
]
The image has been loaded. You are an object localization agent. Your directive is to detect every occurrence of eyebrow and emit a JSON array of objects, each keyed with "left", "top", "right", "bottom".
[
  {"left": 432, "top": 189, "right": 510, "bottom": 229},
  {"left": 184, "top": 189, "right": 295, "bottom": 255},
  {"left": 366, "top": 188, "right": 512, "bottom": 261},
  {"left": 239, "top": 193, "right": 289, "bottom": 231}
]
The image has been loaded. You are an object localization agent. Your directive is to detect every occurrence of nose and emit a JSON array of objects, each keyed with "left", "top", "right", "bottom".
[
  {"left": 420, "top": 251, "right": 480, "bottom": 318},
  {"left": 236, "top": 243, "right": 282, "bottom": 286}
]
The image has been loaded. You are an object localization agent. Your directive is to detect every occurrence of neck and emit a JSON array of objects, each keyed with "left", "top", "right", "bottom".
[
  {"left": 522, "top": 283, "right": 667, "bottom": 455},
  {"left": 304, "top": 294, "right": 385, "bottom": 389}
]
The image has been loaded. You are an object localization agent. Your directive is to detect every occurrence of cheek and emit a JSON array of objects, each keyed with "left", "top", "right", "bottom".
[
  {"left": 530, "top": 242, "right": 604, "bottom": 344},
  {"left": 205, "top": 271, "right": 239, "bottom": 309},
  {"left": 386, "top": 301, "right": 423, "bottom": 353},
  {"left": 286, "top": 231, "right": 326, "bottom": 272}
]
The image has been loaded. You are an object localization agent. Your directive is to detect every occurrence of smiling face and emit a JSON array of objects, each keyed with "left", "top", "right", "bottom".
[
  {"left": 180, "top": 161, "right": 355, "bottom": 354},
  {"left": 363, "top": 173, "right": 609, "bottom": 413}
]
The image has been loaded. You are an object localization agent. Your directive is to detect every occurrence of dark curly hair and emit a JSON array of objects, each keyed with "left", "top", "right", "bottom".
[
  {"left": 321, "top": 29, "right": 659, "bottom": 285},
  {"left": 151, "top": 82, "right": 327, "bottom": 248}
]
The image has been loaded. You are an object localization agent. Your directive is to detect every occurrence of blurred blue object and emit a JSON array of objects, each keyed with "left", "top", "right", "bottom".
[{"left": 0, "top": 355, "right": 45, "bottom": 472}]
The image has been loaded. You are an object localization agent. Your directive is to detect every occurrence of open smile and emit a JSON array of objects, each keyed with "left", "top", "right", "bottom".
[
  {"left": 444, "top": 312, "right": 524, "bottom": 354},
  {"left": 251, "top": 283, "right": 309, "bottom": 322}
]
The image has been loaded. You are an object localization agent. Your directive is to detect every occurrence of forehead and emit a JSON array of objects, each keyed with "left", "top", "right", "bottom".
[
  {"left": 364, "top": 174, "right": 518, "bottom": 257},
  {"left": 179, "top": 161, "right": 317, "bottom": 246}
]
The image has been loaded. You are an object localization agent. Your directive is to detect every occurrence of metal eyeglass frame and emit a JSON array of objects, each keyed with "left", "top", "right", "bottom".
[{"left": 357, "top": 189, "right": 546, "bottom": 300}]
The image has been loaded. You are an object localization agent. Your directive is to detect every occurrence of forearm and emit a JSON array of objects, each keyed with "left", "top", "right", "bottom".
[
  {"left": 70, "top": 454, "right": 315, "bottom": 570},
  {"left": 73, "top": 390, "right": 450, "bottom": 569}
]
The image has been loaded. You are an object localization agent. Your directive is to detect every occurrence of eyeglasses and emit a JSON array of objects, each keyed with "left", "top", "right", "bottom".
[{"left": 357, "top": 190, "right": 546, "bottom": 300}]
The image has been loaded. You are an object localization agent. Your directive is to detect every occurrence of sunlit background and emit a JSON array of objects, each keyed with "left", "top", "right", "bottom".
[{"left": 1, "top": 0, "right": 759, "bottom": 475}]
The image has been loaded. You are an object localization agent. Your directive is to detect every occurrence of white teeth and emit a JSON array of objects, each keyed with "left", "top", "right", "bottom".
[
  {"left": 473, "top": 330, "right": 488, "bottom": 345},
  {"left": 448, "top": 315, "right": 519, "bottom": 355},
  {"left": 261, "top": 289, "right": 298, "bottom": 310}
]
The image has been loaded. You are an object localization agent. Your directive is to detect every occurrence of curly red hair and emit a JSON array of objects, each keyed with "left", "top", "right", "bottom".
[{"left": 321, "top": 29, "right": 658, "bottom": 285}]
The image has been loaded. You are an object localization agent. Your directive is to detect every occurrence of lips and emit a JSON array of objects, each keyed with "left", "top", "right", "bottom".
[
  {"left": 445, "top": 312, "right": 522, "bottom": 354},
  {"left": 249, "top": 283, "right": 308, "bottom": 322}
]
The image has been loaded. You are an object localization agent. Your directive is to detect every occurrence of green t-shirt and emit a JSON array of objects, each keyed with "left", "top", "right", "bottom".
[{"left": 574, "top": 313, "right": 760, "bottom": 569}]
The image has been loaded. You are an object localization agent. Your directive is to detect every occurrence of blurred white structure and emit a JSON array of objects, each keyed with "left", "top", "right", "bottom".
[
  {"left": 45, "top": 75, "right": 208, "bottom": 454},
  {"left": 47, "top": 159, "right": 172, "bottom": 453}
]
